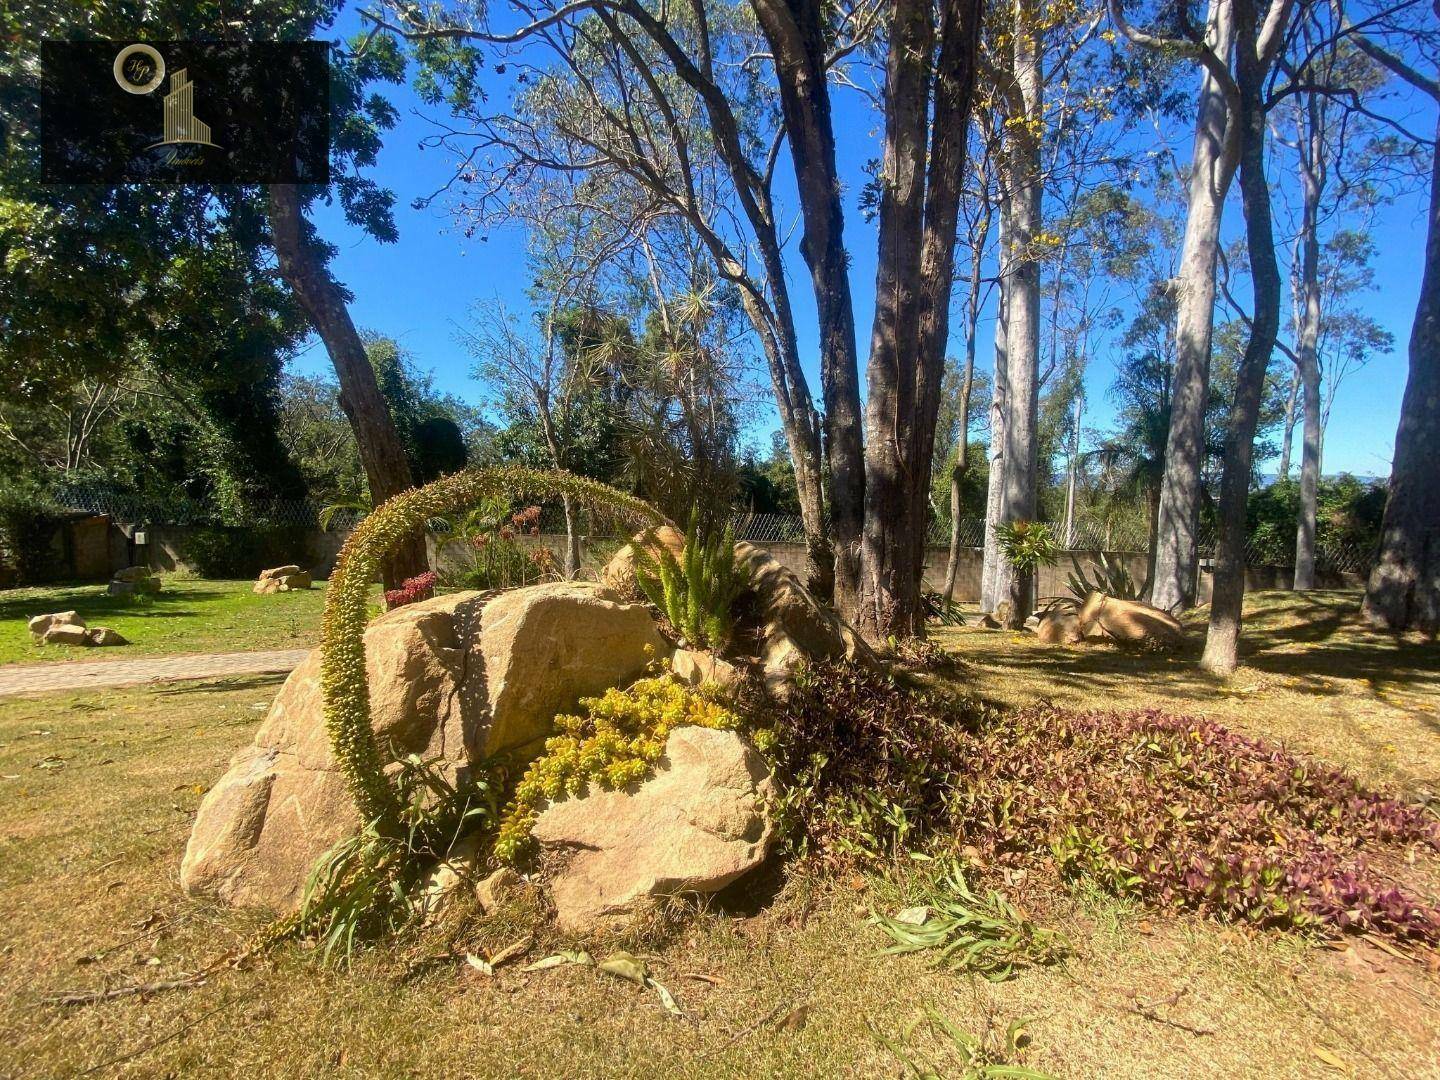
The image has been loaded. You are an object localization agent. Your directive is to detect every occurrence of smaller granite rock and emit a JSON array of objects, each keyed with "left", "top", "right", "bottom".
[
  {"left": 253, "top": 565, "right": 313, "bottom": 594},
  {"left": 601, "top": 525, "right": 687, "bottom": 600},
  {"left": 1077, "top": 592, "right": 1184, "bottom": 650},
  {"left": 420, "top": 833, "right": 485, "bottom": 920},
  {"left": 42, "top": 623, "right": 93, "bottom": 647},
  {"left": 476, "top": 867, "right": 522, "bottom": 914},
  {"left": 534, "top": 726, "right": 774, "bottom": 933},
  {"left": 671, "top": 648, "right": 745, "bottom": 696},
  {"left": 1034, "top": 609, "right": 1082, "bottom": 645},
  {"left": 86, "top": 626, "right": 128, "bottom": 647},
  {"left": 108, "top": 567, "right": 161, "bottom": 597},
  {"left": 28, "top": 611, "right": 83, "bottom": 641}
]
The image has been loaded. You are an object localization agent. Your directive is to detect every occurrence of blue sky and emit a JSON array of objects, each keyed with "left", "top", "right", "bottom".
[{"left": 303, "top": 4, "right": 1432, "bottom": 479}]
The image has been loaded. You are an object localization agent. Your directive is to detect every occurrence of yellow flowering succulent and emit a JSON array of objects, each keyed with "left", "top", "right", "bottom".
[{"left": 494, "top": 675, "right": 740, "bottom": 862}]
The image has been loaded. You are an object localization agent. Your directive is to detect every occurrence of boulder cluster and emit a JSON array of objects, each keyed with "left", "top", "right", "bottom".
[
  {"left": 27, "top": 610, "right": 127, "bottom": 648},
  {"left": 253, "top": 565, "right": 313, "bottom": 594},
  {"left": 1030, "top": 592, "right": 1185, "bottom": 650},
  {"left": 182, "top": 530, "right": 868, "bottom": 932}
]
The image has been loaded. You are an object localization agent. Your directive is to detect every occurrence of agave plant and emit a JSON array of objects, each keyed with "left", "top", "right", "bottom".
[{"left": 1064, "top": 552, "right": 1139, "bottom": 603}]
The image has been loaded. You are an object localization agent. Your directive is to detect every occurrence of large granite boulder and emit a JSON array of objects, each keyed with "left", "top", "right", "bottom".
[
  {"left": 534, "top": 726, "right": 774, "bottom": 932},
  {"left": 181, "top": 582, "right": 667, "bottom": 913},
  {"left": 600, "top": 525, "right": 687, "bottom": 600},
  {"left": 733, "top": 542, "right": 876, "bottom": 693},
  {"left": 253, "top": 565, "right": 313, "bottom": 594},
  {"left": 1077, "top": 592, "right": 1184, "bottom": 650}
]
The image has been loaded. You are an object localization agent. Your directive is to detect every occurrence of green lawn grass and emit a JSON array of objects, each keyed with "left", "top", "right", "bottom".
[{"left": 0, "top": 578, "right": 333, "bottom": 663}]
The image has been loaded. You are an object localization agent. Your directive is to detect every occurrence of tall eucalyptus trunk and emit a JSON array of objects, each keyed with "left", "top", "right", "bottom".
[
  {"left": 1149, "top": 0, "right": 1238, "bottom": 613},
  {"left": 1364, "top": 107, "right": 1440, "bottom": 632},
  {"left": 1292, "top": 91, "right": 1326, "bottom": 592},
  {"left": 1200, "top": 0, "right": 1287, "bottom": 676},
  {"left": 982, "top": 259, "right": 1010, "bottom": 613}
]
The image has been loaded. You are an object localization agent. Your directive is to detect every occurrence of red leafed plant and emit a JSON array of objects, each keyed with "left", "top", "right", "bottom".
[
  {"left": 763, "top": 663, "right": 1440, "bottom": 944},
  {"left": 384, "top": 570, "right": 437, "bottom": 610}
]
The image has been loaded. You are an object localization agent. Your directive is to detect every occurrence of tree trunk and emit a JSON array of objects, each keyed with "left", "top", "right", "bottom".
[
  {"left": 1150, "top": 0, "right": 1238, "bottom": 613},
  {"left": 1293, "top": 93, "right": 1325, "bottom": 592},
  {"left": 943, "top": 185, "right": 991, "bottom": 603},
  {"left": 858, "top": 0, "right": 935, "bottom": 639},
  {"left": 998, "top": 22, "right": 1043, "bottom": 630},
  {"left": 982, "top": 259, "right": 1010, "bottom": 613},
  {"left": 1200, "top": 4, "right": 1283, "bottom": 676},
  {"left": 751, "top": 0, "right": 866, "bottom": 619},
  {"left": 265, "top": 184, "right": 426, "bottom": 591},
  {"left": 1364, "top": 113, "right": 1440, "bottom": 633},
  {"left": 560, "top": 493, "right": 581, "bottom": 579},
  {"left": 1276, "top": 366, "right": 1299, "bottom": 481},
  {"left": 1143, "top": 482, "right": 1162, "bottom": 599}
]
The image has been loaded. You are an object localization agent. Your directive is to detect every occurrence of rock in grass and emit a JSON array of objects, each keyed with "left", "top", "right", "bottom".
[
  {"left": 533, "top": 726, "right": 775, "bottom": 933},
  {"left": 42, "top": 623, "right": 93, "bottom": 647},
  {"left": 86, "top": 626, "right": 128, "bottom": 646},
  {"left": 1034, "top": 609, "right": 1082, "bottom": 645},
  {"left": 28, "top": 611, "right": 83, "bottom": 641},
  {"left": 181, "top": 582, "right": 667, "bottom": 913},
  {"left": 1076, "top": 592, "right": 1184, "bottom": 650},
  {"left": 107, "top": 566, "right": 161, "bottom": 597},
  {"left": 253, "top": 565, "right": 312, "bottom": 594}
]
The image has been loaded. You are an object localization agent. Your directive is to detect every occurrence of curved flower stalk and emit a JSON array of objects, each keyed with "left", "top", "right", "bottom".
[{"left": 320, "top": 466, "right": 665, "bottom": 835}]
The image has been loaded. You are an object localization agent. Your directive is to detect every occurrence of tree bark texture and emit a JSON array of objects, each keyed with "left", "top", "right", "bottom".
[
  {"left": 982, "top": 260, "right": 1010, "bottom": 613},
  {"left": 997, "top": 16, "right": 1042, "bottom": 629},
  {"left": 266, "top": 184, "right": 427, "bottom": 591},
  {"left": 1292, "top": 92, "right": 1325, "bottom": 592},
  {"left": 943, "top": 204, "right": 989, "bottom": 601},
  {"left": 1364, "top": 111, "right": 1440, "bottom": 633},
  {"left": 1150, "top": 0, "right": 1238, "bottom": 613},
  {"left": 1200, "top": 1, "right": 1285, "bottom": 676},
  {"left": 751, "top": 0, "right": 867, "bottom": 618}
]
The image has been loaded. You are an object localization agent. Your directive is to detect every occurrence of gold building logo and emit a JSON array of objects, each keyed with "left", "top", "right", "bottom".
[{"left": 152, "top": 68, "right": 219, "bottom": 149}]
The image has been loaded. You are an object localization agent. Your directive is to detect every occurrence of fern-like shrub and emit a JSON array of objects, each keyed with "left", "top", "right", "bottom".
[
  {"left": 495, "top": 675, "right": 739, "bottom": 863},
  {"left": 634, "top": 511, "right": 748, "bottom": 652}
]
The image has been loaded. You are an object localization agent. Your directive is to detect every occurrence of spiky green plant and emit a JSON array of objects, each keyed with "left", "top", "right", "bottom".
[
  {"left": 320, "top": 466, "right": 664, "bottom": 838},
  {"left": 633, "top": 510, "right": 748, "bottom": 652},
  {"left": 994, "top": 520, "right": 1060, "bottom": 576},
  {"left": 1064, "top": 552, "right": 1139, "bottom": 604}
]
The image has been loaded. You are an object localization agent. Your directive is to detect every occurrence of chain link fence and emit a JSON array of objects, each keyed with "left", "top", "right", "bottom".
[{"left": 57, "top": 483, "right": 1375, "bottom": 575}]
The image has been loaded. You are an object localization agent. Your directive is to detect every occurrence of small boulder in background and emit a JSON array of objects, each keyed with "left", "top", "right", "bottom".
[
  {"left": 108, "top": 566, "right": 161, "bottom": 597},
  {"left": 253, "top": 565, "right": 313, "bottom": 594},
  {"left": 41, "top": 623, "right": 93, "bottom": 647},
  {"left": 533, "top": 725, "right": 775, "bottom": 933}
]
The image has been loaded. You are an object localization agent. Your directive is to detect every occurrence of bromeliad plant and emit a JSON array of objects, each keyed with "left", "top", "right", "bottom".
[
  {"left": 634, "top": 510, "right": 748, "bottom": 652},
  {"left": 495, "top": 673, "right": 739, "bottom": 863},
  {"left": 994, "top": 520, "right": 1060, "bottom": 575}
]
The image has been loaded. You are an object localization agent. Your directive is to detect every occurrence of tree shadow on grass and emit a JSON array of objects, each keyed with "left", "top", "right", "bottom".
[{"left": 152, "top": 672, "right": 289, "bottom": 697}]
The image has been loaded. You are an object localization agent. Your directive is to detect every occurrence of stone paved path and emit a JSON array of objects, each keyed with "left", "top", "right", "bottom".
[{"left": 0, "top": 649, "right": 311, "bottom": 697}]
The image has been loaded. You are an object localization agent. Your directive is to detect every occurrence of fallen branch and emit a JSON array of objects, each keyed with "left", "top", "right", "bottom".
[{"left": 45, "top": 973, "right": 207, "bottom": 1007}]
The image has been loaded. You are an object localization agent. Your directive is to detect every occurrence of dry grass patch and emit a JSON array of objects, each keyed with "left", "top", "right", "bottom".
[{"left": 1, "top": 591, "right": 1438, "bottom": 1077}]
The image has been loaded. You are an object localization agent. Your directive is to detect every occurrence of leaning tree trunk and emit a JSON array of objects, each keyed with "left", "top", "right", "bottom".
[
  {"left": 1149, "top": 0, "right": 1238, "bottom": 613},
  {"left": 1200, "top": 7, "right": 1282, "bottom": 676},
  {"left": 266, "top": 184, "right": 427, "bottom": 591},
  {"left": 1364, "top": 112, "right": 1440, "bottom": 633}
]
